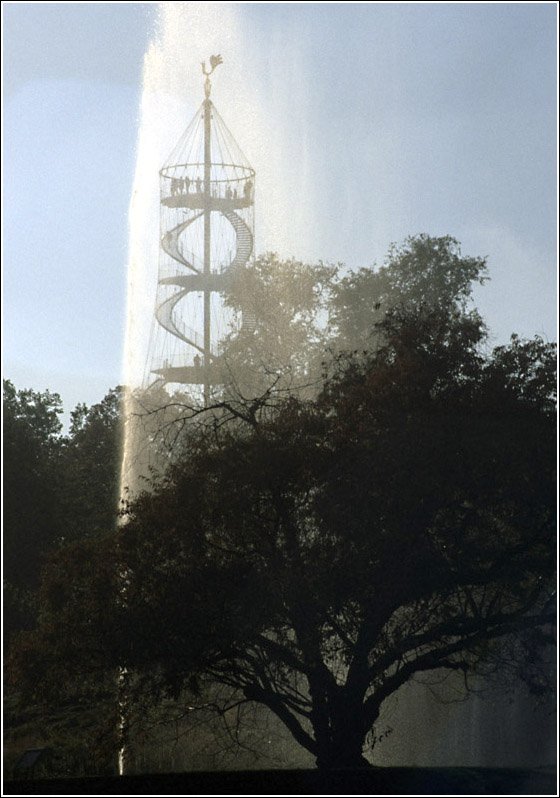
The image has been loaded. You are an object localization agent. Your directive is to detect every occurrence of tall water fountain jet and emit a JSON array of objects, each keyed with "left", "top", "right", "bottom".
[
  {"left": 117, "top": 5, "right": 305, "bottom": 771},
  {"left": 120, "top": 2, "right": 314, "bottom": 496}
]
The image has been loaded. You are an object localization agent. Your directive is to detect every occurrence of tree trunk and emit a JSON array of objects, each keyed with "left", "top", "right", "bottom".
[
  {"left": 311, "top": 688, "right": 371, "bottom": 770},
  {"left": 315, "top": 729, "right": 371, "bottom": 770}
]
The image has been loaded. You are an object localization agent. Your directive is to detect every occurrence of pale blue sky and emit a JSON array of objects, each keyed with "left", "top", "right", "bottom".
[{"left": 3, "top": 2, "right": 557, "bottom": 419}]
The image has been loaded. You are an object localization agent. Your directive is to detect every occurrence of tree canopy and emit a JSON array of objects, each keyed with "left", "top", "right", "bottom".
[
  {"left": 3, "top": 383, "right": 125, "bottom": 774},
  {"left": 329, "top": 233, "right": 488, "bottom": 351},
  {"left": 9, "top": 236, "right": 556, "bottom": 771},
  {"left": 3, "top": 382, "right": 123, "bottom": 642},
  {"left": 60, "top": 387, "right": 123, "bottom": 542},
  {"left": 3, "top": 381, "right": 65, "bottom": 640},
  {"left": 221, "top": 252, "right": 338, "bottom": 395}
]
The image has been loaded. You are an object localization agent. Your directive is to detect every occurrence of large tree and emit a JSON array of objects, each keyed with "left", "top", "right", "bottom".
[{"left": 11, "top": 288, "right": 556, "bottom": 769}]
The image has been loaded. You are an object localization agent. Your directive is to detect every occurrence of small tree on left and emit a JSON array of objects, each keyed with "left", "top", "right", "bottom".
[
  {"left": 3, "top": 379, "right": 64, "bottom": 642},
  {"left": 3, "top": 381, "right": 124, "bottom": 776}
]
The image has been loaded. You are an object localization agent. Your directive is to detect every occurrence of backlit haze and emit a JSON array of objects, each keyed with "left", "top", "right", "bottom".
[{"left": 3, "top": 2, "right": 557, "bottom": 419}]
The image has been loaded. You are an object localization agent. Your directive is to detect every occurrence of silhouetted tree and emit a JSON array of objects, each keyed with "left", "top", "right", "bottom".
[
  {"left": 11, "top": 305, "right": 556, "bottom": 768},
  {"left": 3, "top": 384, "right": 124, "bottom": 775},
  {"left": 136, "top": 236, "right": 488, "bottom": 457},
  {"left": 3, "top": 380, "right": 64, "bottom": 639},
  {"left": 7, "top": 237, "right": 557, "bottom": 770},
  {"left": 329, "top": 233, "right": 488, "bottom": 352},
  {"left": 3, "top": 383, "right": 124, "bottom": 635},
  {"left": 59, "top": 386, "right": 123, "bottom": 542}
]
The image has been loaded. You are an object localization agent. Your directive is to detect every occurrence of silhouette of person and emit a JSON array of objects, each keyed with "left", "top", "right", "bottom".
[
  {"left": 193, "top": 354, "right": 202, "bottom": 368},
  {"left": 184, "top": 176, "right": 190, "bottom": 194},
  {"left": 244, "top": 179, "right": 253, "bottom": 201},
  {"left": 233, "top": 188, "right": 238, "bottom": 199},
  {"left": 196, "top": 177, "right": 202, "bottom": 193}
]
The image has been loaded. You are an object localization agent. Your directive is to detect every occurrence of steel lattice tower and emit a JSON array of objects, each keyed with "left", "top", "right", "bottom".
[{"left": 150, "top": 56, "right": 255, "bottom": 405}]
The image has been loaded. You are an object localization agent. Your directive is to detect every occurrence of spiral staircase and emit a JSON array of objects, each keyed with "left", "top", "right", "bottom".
[{"left": 148, "top": 80, "right": 255, "bottom": 398}]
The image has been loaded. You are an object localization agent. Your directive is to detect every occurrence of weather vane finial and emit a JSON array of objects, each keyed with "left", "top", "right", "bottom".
[{"left": 201, "top": 54, "right": 223, "bottom": 99}]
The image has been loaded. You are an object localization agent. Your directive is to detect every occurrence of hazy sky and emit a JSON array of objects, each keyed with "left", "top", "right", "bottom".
[{"left": 3, "top": 2, "right": 557, "bottom": 419}]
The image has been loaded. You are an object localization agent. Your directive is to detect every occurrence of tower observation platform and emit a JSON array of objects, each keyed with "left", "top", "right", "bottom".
[{"left": 149, "top": 55, "right": 255, "bottom": 404}]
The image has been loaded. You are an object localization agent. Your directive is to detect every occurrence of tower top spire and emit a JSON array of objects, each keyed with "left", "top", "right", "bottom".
[{"left": 201, "top": 54, "right": 223, "bottom": 99}]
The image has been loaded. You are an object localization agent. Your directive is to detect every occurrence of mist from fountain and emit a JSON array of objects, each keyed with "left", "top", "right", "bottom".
[
  {"left": 117, "top": 4, "right": 320, "bottom": 772},
  {"left": 120, "top": 1, "right": 315, "bottom": 497}
]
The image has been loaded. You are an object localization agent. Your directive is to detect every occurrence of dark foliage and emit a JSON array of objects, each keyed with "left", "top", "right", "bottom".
[{"left": 6, "top": 236, "right": 557, "bottom": 770}]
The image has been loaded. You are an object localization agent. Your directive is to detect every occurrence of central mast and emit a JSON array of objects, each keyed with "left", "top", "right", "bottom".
[{"left": 203, "top": 70, "right": 213, "bottom": 405}]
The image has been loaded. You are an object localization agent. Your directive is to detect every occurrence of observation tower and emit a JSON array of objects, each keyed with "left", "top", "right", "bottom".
[{"left": 149, "top": 55, "right": 255, "bottom": 404}]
